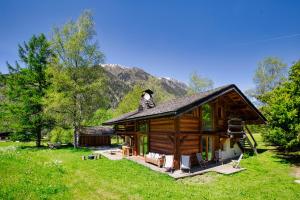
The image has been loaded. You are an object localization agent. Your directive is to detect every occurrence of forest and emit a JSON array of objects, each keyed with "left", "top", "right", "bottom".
[{"left": 0, "top": 10, "right": 299, "bottom": 151}]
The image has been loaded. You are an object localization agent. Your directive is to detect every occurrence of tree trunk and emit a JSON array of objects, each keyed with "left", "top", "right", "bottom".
[
  {"left": 36, "top": 126, "right": 42, "bottom": 147},
  {"left": 74, "top": 127, "right": 78, "bottom": 148}
]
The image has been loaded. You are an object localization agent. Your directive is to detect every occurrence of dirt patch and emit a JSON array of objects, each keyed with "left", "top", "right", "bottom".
[
  {"left": 177, "top": 172, "right": 220, "bottom": 185},
  {"left": 291, "top": 166, "right": 300, "bottom": 178}
]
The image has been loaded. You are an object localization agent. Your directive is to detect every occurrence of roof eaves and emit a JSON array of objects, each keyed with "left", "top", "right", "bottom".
[
  {"left": 231, "top": 86, "right": 267, "bottom": 123},
  {"left": 104, "top": 111, "right": 177, "bottom": 125},
  {"left": 175, "top": 84, "right": 266, "bottom": 123},
  {"left": 175, "top": 84, "right": 235, "bottom": 115}
]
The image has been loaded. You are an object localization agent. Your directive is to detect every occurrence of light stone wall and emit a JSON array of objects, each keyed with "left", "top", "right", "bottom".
[{"left": 221, "top": 138, "right": 242, "bottom": 160}]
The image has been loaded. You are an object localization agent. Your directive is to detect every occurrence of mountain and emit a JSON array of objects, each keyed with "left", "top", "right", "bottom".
[{"left": 100, "top": 64, "right": 188, "bottom": 108}]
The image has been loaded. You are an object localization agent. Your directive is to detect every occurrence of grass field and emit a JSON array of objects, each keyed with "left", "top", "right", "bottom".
[{"left": 0, "top": 135, "right": 299, "bottom": 200}]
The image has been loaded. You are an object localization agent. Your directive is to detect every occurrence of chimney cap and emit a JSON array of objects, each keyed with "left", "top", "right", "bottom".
[{"left": 143, "top": 89, "right": 154, "bottom": 95}]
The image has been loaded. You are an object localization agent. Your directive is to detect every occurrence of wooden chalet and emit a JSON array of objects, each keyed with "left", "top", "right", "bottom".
[
  {"left": 78, "top": 126, "right": 114, "bottom": 147},
  {"left": 0, "top": 132, "right": 10, "bottom": 141},
  {"left": 103, "top": 84, "right": 266, "bottom": 169}
]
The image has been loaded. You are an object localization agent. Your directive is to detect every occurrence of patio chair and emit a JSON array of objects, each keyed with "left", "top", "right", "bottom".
[
  {"left": 196, "top": 153, "right": 207, "bottom": 168},
  {"left": 163, "top": 155, "right": 174, "bottom": 173},
  {"left": 180, "top": 155, "right": 191, "bottom": 173},
  {"left": 232, "top": 153, "right": 243, "bottom": 168},
  {"left": 214, "top": 150, "right": 223, "bottom": 164}
]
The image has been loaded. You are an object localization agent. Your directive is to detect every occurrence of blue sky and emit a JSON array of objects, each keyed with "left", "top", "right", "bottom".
[{"left": 1, "top": 0, "right": 300, "bottom": 91}]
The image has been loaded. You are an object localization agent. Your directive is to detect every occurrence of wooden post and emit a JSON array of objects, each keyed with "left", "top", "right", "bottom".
[{"left": 174, "top": 117, "right": 180, "bottom": 169}]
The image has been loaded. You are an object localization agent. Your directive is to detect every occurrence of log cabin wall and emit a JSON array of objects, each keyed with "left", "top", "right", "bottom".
[
  {"left": 148, "top": 117, "right": 175, "bottom": 155},
  {"left": 179, "top": 115, "right": 200, "bottom": 132},
  {"left": 110, "top": 88, "right": 264, "bottom": 169},
  {"left": 178, "top": 134, "right": 201, "bottom": 165},
  {"left": 79, "top": 135, "right": 111, "bottom": 147},
  {"left": 149, "top": 132, "right": 175, "bottom": 154},
  {"left": 115, "top": 95, "right": 240, "bottom": 167},
  {"left": 176, "top": 98, "right": 228, "bottom": 166},
  {"left": 177, "top": 108, "right": 201, "bottom": 165},
  {"left": 149, "top": 117, "right": 175, "bottom": 132}
]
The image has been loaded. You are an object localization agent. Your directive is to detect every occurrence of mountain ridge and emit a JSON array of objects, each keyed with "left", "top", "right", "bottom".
[{"left": 100, "top": 64, "right": 188, "bottom": 108}]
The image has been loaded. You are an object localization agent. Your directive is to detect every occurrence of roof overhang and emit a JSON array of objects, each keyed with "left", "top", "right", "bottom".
[{"left": 102, "top": 84, "right": 266, "bottom": 125}]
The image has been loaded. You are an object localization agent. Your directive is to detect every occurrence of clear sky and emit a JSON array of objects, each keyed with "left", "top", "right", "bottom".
[{"left": 1, "top": 0, "right": 300, "bottom": 91}]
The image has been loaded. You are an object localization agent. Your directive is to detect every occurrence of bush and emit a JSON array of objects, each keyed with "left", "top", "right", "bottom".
[
  {"left": 262, "top": 127, "right": 287, "bottom": 147},
  {"left": 9, "top": 131, "right": 33, "bottom": 142},
  {"left": 261, "top": 61, "right": 300, "bottom": 151},
  {"left": 49, "top": 127, "right": 73, "bottom": 144}
]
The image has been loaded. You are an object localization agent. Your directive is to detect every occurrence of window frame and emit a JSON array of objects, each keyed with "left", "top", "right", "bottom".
[{"left": 201, "top": 103, "right": 214, "bottom": 131}]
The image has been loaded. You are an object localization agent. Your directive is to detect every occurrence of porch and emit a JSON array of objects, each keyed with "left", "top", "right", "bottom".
[
  {"left": 94, "top": 147, "right": 245, "bottom": 179},
  {"left": 127, "top": 155, "right": 245, "bottom": 179}
]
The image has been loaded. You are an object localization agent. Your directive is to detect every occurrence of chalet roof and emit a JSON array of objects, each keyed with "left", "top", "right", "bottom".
[
  {"left": 80, "top": 126, "right": 115, "bottom": 135},
  {"left": 103, "top": 84, "right": 266, "bottom": 125}
]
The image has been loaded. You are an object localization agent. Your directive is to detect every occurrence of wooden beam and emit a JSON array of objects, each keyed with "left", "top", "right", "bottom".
[{"left": 174, "top": 117, "right": 180, "bottom": 169}]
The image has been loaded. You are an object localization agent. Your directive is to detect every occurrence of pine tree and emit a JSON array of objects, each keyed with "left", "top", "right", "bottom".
[{"left": 5, "top": 34, "right": 53, "bottom": 146}]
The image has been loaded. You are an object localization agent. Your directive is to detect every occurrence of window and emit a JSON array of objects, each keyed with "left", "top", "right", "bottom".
[
  {"left": 202, "top": 103, "right": 213, "bottom": 131},
  {"left": 138, "top": 121, "right": 148, "bottom": 133}
]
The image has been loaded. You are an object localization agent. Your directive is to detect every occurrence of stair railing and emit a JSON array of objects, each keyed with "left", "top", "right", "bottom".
[
  {"left": 244, "top": 125, "right": 257, "bottom": 148},
  {"left": 244, "top": 125, "right": 258, "bottom": 154}
]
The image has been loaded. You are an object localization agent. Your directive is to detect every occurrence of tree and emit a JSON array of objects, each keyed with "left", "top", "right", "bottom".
[
  {"left": 188, "top": 71, "right": 214, "bottom": 94},
  {"left": 4, "top": 34, "right": 53, "bottom": 146},
  {"left": 0, "top": 73, "right": 10, "bottom": 132},
  {"left": 261, "top": 61, "right": 300, "bottom": 150},
  {"left": 251, "top": 57, "right": 287, "bottom": 101},
  {"left": 84, "top": 108, "right": 113, "bottom": 126},
  {"left": 113, "top": 78, "right": 176, "bottom": 118},
  {"left": 145, "top": 77, "right": 175, "bottom": 103},
  {"left": 45, "top": 10, "right": 107, "bottom": 148},
  {"left": 113, "top": 85, "right": 144, "bottom": 117}
]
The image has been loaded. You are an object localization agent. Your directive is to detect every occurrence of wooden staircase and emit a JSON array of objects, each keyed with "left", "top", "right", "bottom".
[{"left": 228, "top": 118, "right": 258, "bottom": 155}]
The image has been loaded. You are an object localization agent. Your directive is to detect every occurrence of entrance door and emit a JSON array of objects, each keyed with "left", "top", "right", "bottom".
[
  {"left": 138, "top": 134, "right": 148, "bottom": 156},
  {"left": 201, "top": 135, "right": 214, "bottom": 161}
]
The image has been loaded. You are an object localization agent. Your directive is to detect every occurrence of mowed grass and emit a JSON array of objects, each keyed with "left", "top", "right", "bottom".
[{"left": 0, "top": 139, "right": 300, "bottom": 200}]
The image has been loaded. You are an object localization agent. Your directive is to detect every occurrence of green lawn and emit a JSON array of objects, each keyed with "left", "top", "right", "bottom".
[{"left": 0, "top": 139, "right": 299, "bottom": 200}]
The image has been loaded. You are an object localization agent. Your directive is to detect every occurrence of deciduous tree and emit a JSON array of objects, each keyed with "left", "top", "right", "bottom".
[
  {"left": 45, "top": 10, "right": 107, "bottom": 147},
  {"left": 113, "top": 85, "right": 144, "bottom": 117},
  {"left": 188, "top": 71, "right": 214, "bottom": 94},
  {"left": 251, "top": 57, "right": 287, "bottom": 101}
]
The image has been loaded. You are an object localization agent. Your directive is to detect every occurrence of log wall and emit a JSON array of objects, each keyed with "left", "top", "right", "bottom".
[
  {"left": 179, "top": 134, "right": 201, "bottom": 165},
  {"left": 149, "top": 117, "right": 175, "bottom": 132},
  {"left": 79, "top": 135, "right": 111, "bottom": 147},
  {"left": 149, "top": 132, "right": 175, "bottom": 154},
  {"left": 179, "top": 116, "right": 200, "bottom": 132}
]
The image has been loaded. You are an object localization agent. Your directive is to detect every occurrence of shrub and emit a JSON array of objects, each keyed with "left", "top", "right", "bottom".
[
  {"left": 261, "top": 61, "right": 300, "bottom": 151},
  {"left": 9, "top": 131, "right": 33, "bottom": 142},
  {"left": 49, "top": 127, "right": 73, "bottom": 144}
]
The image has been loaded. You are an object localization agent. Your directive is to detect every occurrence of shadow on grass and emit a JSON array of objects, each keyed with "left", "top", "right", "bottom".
[
  {"left": 273, "top": 150, "right": 300, "bottom": 166},
  {"left": 242, "top": 148, "right": 268, "bottom": 158},
  {"left": 17, "top": 143, "right": 91, "bottom": 153},
  {"left": 257, "top": 148, "right": 268, "bottom": 154}
]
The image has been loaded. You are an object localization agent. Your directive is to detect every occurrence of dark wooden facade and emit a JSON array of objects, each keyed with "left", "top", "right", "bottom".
[
  {"left": 104, "top": 85, "right": 266, "bottom": 169},
  {"left": 0, "top": 132, "right": 10, "bottom": 141},
  {"left": 79, "top": 135, "right": 111, "bottom": 147},
  {"left": 113, "top": 89, "right": 265, "bottom": 169},
  {"left": 78, "top": 126, "right": 113, "bottom": 147}
]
